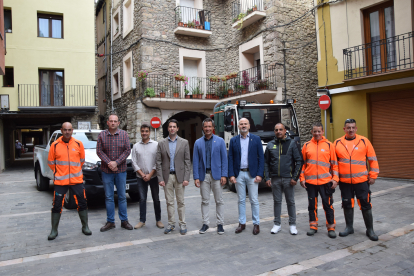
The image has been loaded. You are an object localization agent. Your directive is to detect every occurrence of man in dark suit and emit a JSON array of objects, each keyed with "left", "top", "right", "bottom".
[
  {"left": 228, "top": 118, "right": 265, "bottom": 235},
  {"left": 193, "top": 118, "right": 228, "bottom": 235},
  {"left": 156, "top": 119, "right": 191, "bottom": 235}
]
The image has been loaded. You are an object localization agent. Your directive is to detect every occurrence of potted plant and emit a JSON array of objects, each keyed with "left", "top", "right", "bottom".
[
  {"left": 177, "top": 9, "right": 183, "bottom": 27},
  {"left": 220, "top": 76, "right": 227, "bottom": 82},
  {"left": 159, "top": 86, "right": 167, "bottom": 98},
  {"left": 137, "top": 70, "right": 148, "bottom": 82},
  {"left": 184, "top": 88, "right": 191, "bottom": 98},
  {"left": 209, "top": 76, "right": 218, "bottom": 82},
  {"left": 228, "top": 84, "right": 234, "bottom": 96},
  {"left": 247, "top": 8, "right": 253, "bottom": 15},
  {"left": 174, "top": 74, "right": 187, "bottom": 82},
  {"left": 173, "top": 87, "right": 180, "bottom": 98},
  {"left": 188, "top": 21, "right": 195, "bottom": 28},
  {"left": 256, "top": 79, "right": 269, "bottom": 90},
  {"left": 144, "top": 87, "right": 155, "bottom": 98},
  {"left": 184, "top": 22, "right": 188, "bottom": 27},
  {"left": 241, "top": 71, "right": 250, "bottom": 93},
  {"left": 253, "top": 5, "right": 257, "bottom": 11},
  {"left": 232, "top": 72, "right": 238, "bottom": 78}
]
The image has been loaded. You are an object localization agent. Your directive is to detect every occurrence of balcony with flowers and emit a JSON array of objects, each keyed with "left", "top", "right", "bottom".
[
  {"left": 173, "top": 6, "right": 212, "bottom": 38},
  {"left": 231, "top": 0, "right": 266, "bottom": 30},
  {"left": 137, "top": 65, "right": 280, "bottom": 110}
]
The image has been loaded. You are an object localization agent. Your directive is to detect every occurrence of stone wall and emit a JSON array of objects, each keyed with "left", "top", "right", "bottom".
[{"left": 104, "top": 0, "right": 319, "bottom": 144}]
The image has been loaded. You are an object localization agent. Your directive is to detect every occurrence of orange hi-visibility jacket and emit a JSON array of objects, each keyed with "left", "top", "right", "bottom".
[
  {"left": 48, "top": 136, "right": 85, "bottom": 185},
  {"left": 300, "top": 136, "right": 339, "bottom": 185},
  {"left": 334, "top": 134, "right": 379, "bottom": 184}
]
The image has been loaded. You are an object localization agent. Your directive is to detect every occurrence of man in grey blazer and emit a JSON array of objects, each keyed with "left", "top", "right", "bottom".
[{"left": 156, "top": 119, "right": 191, "bottom": 235}]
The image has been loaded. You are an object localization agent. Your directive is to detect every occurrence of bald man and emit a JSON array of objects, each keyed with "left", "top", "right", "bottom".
[
  {"left": 47, "top": 122, "right": 91, "bottom": 240},
  {"left": 228, "top": 118, "right": 264, "bottom": 235}
]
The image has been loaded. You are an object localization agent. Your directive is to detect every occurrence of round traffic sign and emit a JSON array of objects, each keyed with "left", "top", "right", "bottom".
[
  {"left": 150, "top": 117, "right": 161, "bottom": 128},
  {"left": 318, "top": 95, "right": 331, "bottom": 110}
]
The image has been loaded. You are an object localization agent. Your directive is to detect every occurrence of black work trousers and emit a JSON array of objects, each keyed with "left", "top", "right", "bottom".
[
  {"left": 306, "top": 183, "right": 336, "bottom": 230},
  {"left": 339, "top": 181, "right": 372, "bottom": 211},
  {"left": 52, "top": 184, "right": 88, "bottom": 213},
  {"left": 137, "top": 177, "right": 161, "bottom": 223}
]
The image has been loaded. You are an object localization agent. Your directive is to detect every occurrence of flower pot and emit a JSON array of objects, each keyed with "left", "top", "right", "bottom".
[
  {"left": 223, "top": 95, "right": 228, "bottom": 98},
  {"left": 178, "top": 22, "right": 184, "bottom": 27},
  {"left": 175, "top": 76, "right": 180, "bottom": 81},
  {"left": 160, "top": 92, "right": 166, "bottom": 98},
  {"left": 198, "top": 94, "right": 203, "bottom": 99},
  {"left": 206, "top": 94, "right": 211, "bottom": 99},
  {"left": 242, "top": 89, "right": 247, "bottom": 94},
  {"left": 185, "top": 95, "right": 191, "bottom": 99},
  {"left": 228, "top": 89, "right": 233, "bottom": 95},
  {"left": 173, "top": 92, "right": 179, "bottom": 98},
  {"left": 253, "top": 7, "right": 257, "bottom": 11},
  {"left": 184, "top": 24, "right": 188, "bottom": 27}
]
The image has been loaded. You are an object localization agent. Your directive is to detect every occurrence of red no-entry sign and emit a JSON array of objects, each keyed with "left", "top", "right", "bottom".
[
  {"left": 150, "top": 117, "right": 161, "bottom": 128},
  {"left": 318, "top": 95, "right": 331, "bottom": 110}
]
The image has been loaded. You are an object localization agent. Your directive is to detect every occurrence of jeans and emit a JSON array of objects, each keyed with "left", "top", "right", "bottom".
[
  {"left": 200, "top": 172, "right": 224, "bottom": 225},
  {"left": 137, "top": 177, "right": 161, "bottom": 223},
  {"left": 236, "top": 171, "right": 260, "bottom": 225},
  {"left": 271, "top": 177, "right": 296, "bottom": 226},
  {"left": 101, "top": 171, "right": 128, "bottom": 223}
]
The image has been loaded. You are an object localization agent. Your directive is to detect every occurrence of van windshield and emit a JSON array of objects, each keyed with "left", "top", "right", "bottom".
[
  {"left": 55, "top": 132, "right": 99, "bottom": 149},
  {"left": 238, "top": 105, "right": 298, "bottom": 142}
]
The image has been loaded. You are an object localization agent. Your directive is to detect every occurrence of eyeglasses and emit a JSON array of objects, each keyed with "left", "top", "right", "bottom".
[{"left": 345, "top": 118, "right": 356, "bottom": 124}]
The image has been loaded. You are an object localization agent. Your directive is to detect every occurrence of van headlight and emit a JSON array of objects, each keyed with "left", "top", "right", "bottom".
[{"left": 82, "top": 162, "right": 98, "bottom": 170}]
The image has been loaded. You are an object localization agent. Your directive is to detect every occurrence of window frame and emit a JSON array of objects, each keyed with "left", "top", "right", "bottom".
[
  {"left": 122, "top": 0, "right": 134, "bottom": 38},
  {"left": 3, "top": 67, "right": 14, "bottom": 87},
  {"left": 37, "top": 13, "right": 64, "bottom": 39},
  {"left": 113, "top": 6, "right": 121, "bottom": 40},
  {"left": 4, "top": 9, "right": 12, "bottom": 32},
  {"left": 38, "top": 69, "right": 65, "bottom": 106},
  {"left": 363, "top": 0, "right": 394, "bottom": 75}
]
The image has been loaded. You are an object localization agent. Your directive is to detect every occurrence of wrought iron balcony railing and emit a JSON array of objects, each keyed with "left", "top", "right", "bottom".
[
  {"left": 174, "top": 6, "right": 211, "bottom": 30},
  {"left": 18, "top": 84, "right": 96, "bottom": 107},
  {"left": 139, "top": 64, "right": 277, "bottom": 100},
  {"left": 232, "top": 0, "right": 264, "bottom": 22},
  {"left": 343, "top": 31, "right": 414, "bottom": 80}
]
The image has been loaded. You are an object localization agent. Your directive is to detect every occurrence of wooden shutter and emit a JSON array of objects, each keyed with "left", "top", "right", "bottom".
[{"left": 370, "top": 91, "right": 414, "bottom": 179}]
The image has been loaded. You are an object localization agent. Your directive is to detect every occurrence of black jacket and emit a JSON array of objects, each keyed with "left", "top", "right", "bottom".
[{"left": 264, "top": 135, "right": 303, "bottom": 181}]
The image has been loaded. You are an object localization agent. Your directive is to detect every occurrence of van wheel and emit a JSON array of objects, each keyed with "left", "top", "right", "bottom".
[
  {"left": 64, "top": 189, "right": 77, "bottom": 209},
  {"left": 229, "top": 182, "right": 237, "bottom": 193},
  {"left": 128, "top": 192, "right": 140, "bottom": 202},
  {"left": 36, "top": 166, "right": 49, "bottom": 191}
]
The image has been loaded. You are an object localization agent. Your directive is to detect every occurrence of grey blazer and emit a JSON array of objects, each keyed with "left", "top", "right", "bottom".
[{"left": 156, "top": 136, "right": 191, "bottom": 183}]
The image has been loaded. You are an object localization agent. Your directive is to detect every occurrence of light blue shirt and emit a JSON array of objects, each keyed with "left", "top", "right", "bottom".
[
  {"left": 240, "top": 133, "right": 250, "bottom": 169},
  {"left": 168, "top": 136, "right": 178, "bottom": 171}
]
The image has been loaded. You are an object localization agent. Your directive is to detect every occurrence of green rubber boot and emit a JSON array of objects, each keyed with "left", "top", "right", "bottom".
[
  {"left": 78, "top": 210, "right": 92, "bottom": 235},
  {"left": 307, "top": 229, "right": 317, "bottom": 236},
  {"left": 328, "top": 230, "right": 337, "bottom": 239},
  {"left": 48, "top": 213, "right": 61, "bottom": 240},
  {"left": 339, "top": 208, "right": 354, "bottom": 237},
  {"left": 362, "top": 209, "right": 378, "bottom": 241}
]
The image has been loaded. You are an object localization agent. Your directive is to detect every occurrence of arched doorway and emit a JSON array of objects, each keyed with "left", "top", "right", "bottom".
[{"left": 162, "top": 111, "right": 207, "bottom": 160}]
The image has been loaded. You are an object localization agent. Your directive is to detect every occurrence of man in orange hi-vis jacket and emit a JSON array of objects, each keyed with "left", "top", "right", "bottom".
[
  {"left": 335, "top": 118, "right": 379, "bottom": 241},
  {"left": 300, "top": 122, "right": 339, "bottom": 239},
  {"left": 47, "top": 122, "right": 91, "bottom": 240}
]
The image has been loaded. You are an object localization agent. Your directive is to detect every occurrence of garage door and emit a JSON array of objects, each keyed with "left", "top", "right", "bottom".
[{"left": 370, "top": 91, "right": 414, "bottom": 179}]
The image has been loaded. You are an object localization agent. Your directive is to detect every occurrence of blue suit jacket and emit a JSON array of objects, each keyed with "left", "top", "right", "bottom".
[
  {"left": 193, "top": 134, "right": 228, "bottom": 181},
  {"left": 228, "top": 133, "right": 264, "bottom": 178}
]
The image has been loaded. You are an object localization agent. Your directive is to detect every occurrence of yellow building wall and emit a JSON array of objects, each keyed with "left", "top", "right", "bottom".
[{"left": 0, "top": 0, "right": 95, "bottom": 111}]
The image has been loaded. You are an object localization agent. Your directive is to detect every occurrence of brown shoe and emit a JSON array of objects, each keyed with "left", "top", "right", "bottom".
[
  {"left": 134, "top": 222, "right": 145, "bottom": 229},
  {"left": 156, "top": 221, "right": 164, "bottom": 229},
  {"left": 121, "top": 220, "right": 133, "bottom": 230},
  {"left": 253, "top": 224, "right": 260, "bottom": 235},
  {"left": 235, "top": 223, "right": 246, "bottom": 234},
  {"left": 100, "top": 222, "right": 115, "bottom": 232}
]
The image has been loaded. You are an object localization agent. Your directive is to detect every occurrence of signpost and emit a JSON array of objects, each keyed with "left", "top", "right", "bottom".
[
  {"left": 318, "top": 95, "right": 331, "bottom": 132},
  {"left": 150, "top": 117, "right": 161, "bottom": 140}
]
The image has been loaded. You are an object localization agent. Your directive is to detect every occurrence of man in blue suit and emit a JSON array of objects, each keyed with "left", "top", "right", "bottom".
[
  {"left": 228, "top": 118, "right": 264, "bottom": 235},
  {"left": 193, "top": 118, "right": 228, "bottom": 235}
]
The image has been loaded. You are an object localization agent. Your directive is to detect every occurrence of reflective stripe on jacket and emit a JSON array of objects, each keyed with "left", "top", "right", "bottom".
[
  {"left": 48, "top": 137, "right": 85, "bottom": 185},
  {"left": 334, "top": 134, "right": 379, "bottom": 184},
  {"left": 300, "top": 136, "right": 339, "bottom": 185}
]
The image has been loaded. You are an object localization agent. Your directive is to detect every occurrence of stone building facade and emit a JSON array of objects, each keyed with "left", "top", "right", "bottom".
[{"left": 97, "top": 0, "right": 319, "bottom": 145}]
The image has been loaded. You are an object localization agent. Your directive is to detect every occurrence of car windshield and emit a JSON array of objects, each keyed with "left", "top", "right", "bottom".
[
  {"left": 238, "top": 105, "right": 298, "bottom": 142},
  {"left": 55, "top": 132, "right": 99, "bottom": 149}
]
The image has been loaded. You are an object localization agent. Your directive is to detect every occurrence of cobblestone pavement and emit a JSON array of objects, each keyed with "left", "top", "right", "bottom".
[{"left": 0, "top": 160, "right": 413, "bottom": 276}]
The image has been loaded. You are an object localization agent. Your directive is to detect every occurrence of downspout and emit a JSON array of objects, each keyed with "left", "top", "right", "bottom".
[{"left": 110, "top": 0, "right": 114, "bottom": 111}]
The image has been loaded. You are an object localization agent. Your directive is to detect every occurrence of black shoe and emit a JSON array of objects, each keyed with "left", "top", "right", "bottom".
[
  {"left": 339, "top": 208, "right": 354, "bottom": 237},
  {"left": 121, "top": 220, "right": 133, "bottom": 230},
  {"left": 199, "top": 224, "right": 209, "bottom": 234},
  {"left": 217, "top": 224, "right": 224, "bottom": 235},
  {"left": 100, "top": 222, "right": 116, "bottom": 232}
]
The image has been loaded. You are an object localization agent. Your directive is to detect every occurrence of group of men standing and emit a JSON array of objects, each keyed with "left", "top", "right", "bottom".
[{"left": 47, "top": 114, "right": 379, "bottom": 243}]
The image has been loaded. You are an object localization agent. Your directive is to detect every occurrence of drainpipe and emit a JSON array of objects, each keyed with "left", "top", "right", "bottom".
[{"left": 110, "top": 0, "right": 114, "bottom": 111}]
